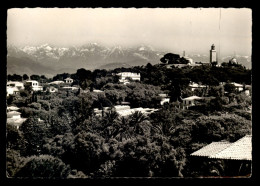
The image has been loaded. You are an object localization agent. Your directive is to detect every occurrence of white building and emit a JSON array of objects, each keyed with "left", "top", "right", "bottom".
[
  {"left": 189, "top": 82, "right": 207, "bottom": 91},
  {"left": 7, "top": 111, "right": 27, "bottom": 130},
  {"left": 25, "top": 80, "right": 43, "bottom": 91},
  {"left": 7, "top": 87, "right": 20, "bottom": 96},
  {"left": 182, "top": 96, "right": 203, "bottom": 109},
  {"left": 230, "top": 82, "right": 244, "bottom": 92},
  {"left": 64, "top": 77, "right": 73, "bottom": 84},
  {"left": 116, "top": 72, "right": 141, "bottom": 84},
  {"left": 7, "top": 81, "right": 24, "bottom": 90},
  {"left": 7, "top": 111, "right": 21, "bottom": 119},
  {"left": 158, "top": 94, "right": 170, "bottom": 105},
  {"left": 6, "top": 81, "right": 24, "bottom": 96}
]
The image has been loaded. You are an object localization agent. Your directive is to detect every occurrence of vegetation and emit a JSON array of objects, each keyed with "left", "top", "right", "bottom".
[{"left": 6, "top": 62, "right": 251, "bottom": 178}]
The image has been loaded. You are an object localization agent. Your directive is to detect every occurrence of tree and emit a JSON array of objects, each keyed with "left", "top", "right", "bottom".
[
  {"left": 224, "top": 83, "right": 236, "bottom": 94},
  {"left": 23, "top": 74, "right": 29, "bottom": 81},
  {"left": 6, "top": 149, "right": 26, "bottom": 177},
  {"left": 208, "top": 86, "right": 224, "bottom": 97},
  {"left": 191, "top": 114, "right": 251, "bottom": 143},
  {"left": 15, "top": 155, "right": 70, "bottom": 178},
  {"left": 72, "top": 131, "right": 107, "bottom": 175},
  {"left": 20, "top": 117, "right": 50, "bottom": 155},
  {"left": 30, "top": 74, "right": 40, "bottom": 81},
  {"left": 160, "top": 53, "right": 181, "bottom": 64},
  {"left": 6, "top": 123, "right": 25, "bottom": 150}
]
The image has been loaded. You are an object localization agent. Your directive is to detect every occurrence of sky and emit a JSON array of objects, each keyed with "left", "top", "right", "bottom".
[{"left": 7, "top": 8, "right": 252, "bottom": 56}]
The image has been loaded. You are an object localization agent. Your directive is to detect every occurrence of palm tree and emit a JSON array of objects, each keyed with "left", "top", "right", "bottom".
[
  {"left": 113, "top": 116, "right": 132, "bottom": 141},
  {"left": 101, "top": 110, "right": 120, "bottom": 138},
  {"left": 128, "top": 111, "right": 151, "bottom": 136}
]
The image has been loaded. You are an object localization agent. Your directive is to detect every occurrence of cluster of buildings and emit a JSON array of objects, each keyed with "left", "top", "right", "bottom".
[
  {"left": 116, "top": 72, "right": 141, "bottom": 84},
  {"left": 6, "top": 77, "right": 75, "bottom": 96},
  {"left": 178, "top": 81, "right": 251, "bottom": 109},
  {"left": 94, "top": 105, "right": 158, "bottom": 117},
  {"left": 7, "top": 80, "right": 43, "bottom": 96}
]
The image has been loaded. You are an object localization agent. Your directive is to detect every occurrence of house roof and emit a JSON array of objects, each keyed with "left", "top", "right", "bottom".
[
  {"left": 190, "top": 135, "right": 252, "bottom": 161},
  {"left": 26, "top": 80, "right": 38, "bottom": 83},
  {"left": 158, "top": 93, "right": 168, "bottom": 98},
  {"left": 212, "top": 135, "right": 252, "bottom": 160},
  {"left": 48, "top": 81, "right": 64, "bottom": 85},
  {"left": 7, "top": 81, "right": 24, "bottom": 86},
  {"left": 231, "top": 82, "right": 243, "bottom": 87},
  {"left": 182, "top": 96, "right": 203, "bottom": 101},
  {"left": 189, "top": 82, "right": 206, "bottom": 88},
  {"left": 190, "top": 141, "right": 231, "bottom": 157},
  {"left": 7, "top": 106, "right": 19, "bottom": 111},
  {"left": 7, "top": 111, "right": 21, "bottom": 118}
]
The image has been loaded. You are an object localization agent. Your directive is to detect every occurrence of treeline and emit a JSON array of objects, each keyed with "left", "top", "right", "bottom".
[{"left": 7, "top": 62, "right": 251, "bottom": 102}]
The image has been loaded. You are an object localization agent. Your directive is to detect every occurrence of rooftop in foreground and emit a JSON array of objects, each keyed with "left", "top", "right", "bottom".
[{"left": 190, "top": 135, "right": 252, "bottom": 161}]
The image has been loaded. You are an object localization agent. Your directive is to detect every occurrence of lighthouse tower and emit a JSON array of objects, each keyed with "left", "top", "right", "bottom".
[{"left": 210, "top": 44, "right": 217, "bottom": 63}]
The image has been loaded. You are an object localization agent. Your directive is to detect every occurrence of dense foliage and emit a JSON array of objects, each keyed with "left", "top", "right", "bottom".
[{"left": 6, "top": 63, "right": 251, "bottom": 178}]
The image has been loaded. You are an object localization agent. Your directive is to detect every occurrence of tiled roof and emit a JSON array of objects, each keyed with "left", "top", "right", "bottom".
[
  {"left": 190, "top": 141, "right": 231, "bottom": 157},
  {"left": 211, "top": 135, "right": 252, "bottom": 160},
  {"left": 191, "top": 135, "right": 252, "bottom": 161}
]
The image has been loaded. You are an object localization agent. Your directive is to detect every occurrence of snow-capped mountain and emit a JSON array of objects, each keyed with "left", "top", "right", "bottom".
[
  {"left": 7, "top": 43, "right": 251, "bottom": 76},
  {"left": 7, "top": 43, "right": 165, "bottom": 76}
]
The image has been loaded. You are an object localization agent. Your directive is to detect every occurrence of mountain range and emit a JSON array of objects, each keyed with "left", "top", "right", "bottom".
[{"left": 7, "top": 43, "right": 251, "bottom": 77}]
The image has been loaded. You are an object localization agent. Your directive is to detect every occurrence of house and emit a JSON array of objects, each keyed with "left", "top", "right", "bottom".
[
  {"left": 190, "top": 135, "right": 252, "bottom": 176},
  {"left": 230, "top": 82, "right": 244, "bottom": 92},
  {"left": 6, "top": 106, "right": 27, "bottom": 130},
  {"left": 6, "top": 81, "right": 24, "bottom": 96},
  {"left": 64, "top": 77, "right": 73, "bottom": 84},
  {"left": 7, "top": 87, "right": 20, "bottom": 96},
  {"left": 7, "top": 111, "right": 21, "bottom": 119},
  {"left": 189, "top": 82, "right": 207, "bottom": 91},
  {"left": 158, "top": 93, "right": 170, "bottom": 105},
  {"left": 116, "top": 72, "right": 141, "bottom": 84},
  {"left": 7, "top": 81, "right": 24, "bottom": 90},
  {"left": 181, "top": 96, "right": 203, "bottom": 109},
  {"left": 25, "top": 80, "right": 43, "bottom": 91}
]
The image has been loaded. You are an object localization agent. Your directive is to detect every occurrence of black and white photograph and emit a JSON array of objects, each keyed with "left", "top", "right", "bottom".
[{"left": 6, "top": 8, "right": 252, "bottom": 179}]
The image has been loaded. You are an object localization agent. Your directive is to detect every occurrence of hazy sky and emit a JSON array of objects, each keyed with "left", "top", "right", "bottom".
[{"left": 7, "top": 8, "right": 252, "bottom": 56}]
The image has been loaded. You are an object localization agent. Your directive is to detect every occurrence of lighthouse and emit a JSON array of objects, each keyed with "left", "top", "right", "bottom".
[{"left": 210, "top": 44, "right": 217, "bottom": 63}]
